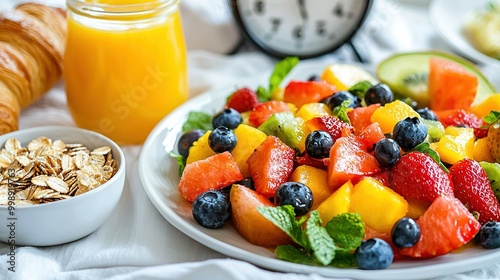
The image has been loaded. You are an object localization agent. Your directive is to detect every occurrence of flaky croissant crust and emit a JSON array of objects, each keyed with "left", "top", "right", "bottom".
[{"left": 0, "top": 3, "right": 66, "bottom": 134}]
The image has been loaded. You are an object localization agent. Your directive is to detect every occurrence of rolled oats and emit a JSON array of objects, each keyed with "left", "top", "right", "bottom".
[{"left": 0, "top": 137, "right": 117, "bottom": 206}]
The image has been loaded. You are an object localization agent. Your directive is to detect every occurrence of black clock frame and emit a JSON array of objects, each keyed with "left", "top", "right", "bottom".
[{"left": 228, "top": 0, "right": 374, "bottom": 60}]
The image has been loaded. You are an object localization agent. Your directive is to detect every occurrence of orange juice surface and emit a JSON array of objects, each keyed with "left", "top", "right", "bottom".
[{"left": 64, "top": 3, "right": 187, "bottom": 144}]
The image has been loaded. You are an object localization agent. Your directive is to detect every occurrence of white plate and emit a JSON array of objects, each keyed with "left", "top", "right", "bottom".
[
  {"left": 139, "top": 61, "right": 500, "bottom": 279},
  {"left": 430, "top": 0, "right": 500, "bottom": 67}
]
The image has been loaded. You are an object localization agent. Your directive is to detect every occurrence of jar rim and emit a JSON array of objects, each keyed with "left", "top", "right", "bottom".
[{"left": 66, "top": 0, "right": 180, "bottom": 19}]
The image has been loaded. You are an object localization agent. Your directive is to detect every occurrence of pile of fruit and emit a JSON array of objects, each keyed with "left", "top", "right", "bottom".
[{"left": 171, "top": 52, "right": 500, "bottom": 270}]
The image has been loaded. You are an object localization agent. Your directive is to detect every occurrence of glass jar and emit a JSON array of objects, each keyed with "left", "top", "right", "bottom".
[{"left": 64, "top": 0, "right": 188, "bottom": 145}]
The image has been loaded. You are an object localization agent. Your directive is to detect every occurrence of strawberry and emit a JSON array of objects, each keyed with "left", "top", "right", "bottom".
[
  {"left": 306, "top": 116, "right": 354, "bottom": 142},
  {"left": 449, "top": 158, "right": 500, "bottom": 224},
  {"left": 389, "top": 152, "right": 453, "bottom": 202},
  {"left": 434, "top": 109, "right": 483, "bottom": 129},
  {"left": 327, "top": 135, "right": 382, "bottom": 191},
  {"left": 248, "top": 100, "right": 290, "bottom": 127},
  {"left": 226, "top": 87, "right": 260, "bottom": 113},
  {"left": 487, "top": 120, "right": 500, "bottom": 162},
  {"left": 400, "top": 196, "right": 481, "bottom": 258},
  {"left": 283, "top": 80, "right": 335, "bottom": 109},
  {"left": 295, "top": 153, "right": 329, "bottom": 170},
  {"left": 246, "top": 135, "right": 295, "bottom": 198}
]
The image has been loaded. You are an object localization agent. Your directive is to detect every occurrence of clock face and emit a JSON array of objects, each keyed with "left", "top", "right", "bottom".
[{"left": 231, "top": 0, "right": 372, "bottom": 58}]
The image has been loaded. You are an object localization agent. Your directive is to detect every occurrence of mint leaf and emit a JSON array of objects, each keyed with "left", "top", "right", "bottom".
[
  {"left": 275, "top": 245, "right": 318, "bottom": 265},
  {"left": 168, "top": 151, "right": 186, "bottom": 177},
  {"left": 325, "top": 213, "right": 364, "bottom": 251},
  {"left": 257, "top": 205, "right": 308, "bottom": 248},
  {"left": 483, "top": 110, "right": 500, "bottom": 125},
  {"left": 182, "top": 111, "right": 213, "bottom": 132},
  {"left": 305, "top": 211, "right": 336, "bottom": 265},
  {"left": 332, "top": 100, "right": 351, "bottom": 124},
  {"left": 413, "top": 142, "right": 449, "bottom": 173},
  {"left": 348, "top": 81, "right": 373, "bottom": 98},
  {"left": 269, "top": 56, "right": 299, "bottom": 95},
  {"left": 256, "top": 57, "right": 299, "bottom": 102},
  {"left": 329, "top": 248, "right": 357, "bottom": 268},
  {"left": 479, "top": 162, "right": 500, "bottom": 202}
]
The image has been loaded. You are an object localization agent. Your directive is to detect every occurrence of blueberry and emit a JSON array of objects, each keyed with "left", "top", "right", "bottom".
[
  {"left": 208, "top": 126, "right": 237, "bottom": 153},
  {"left": 192, "top": 190, "right": 231, "bottom": 229},
  {"left": 235, "top": 177, "right": 255, "bottom": 190},
  {"left": 275, "top": 182, "right": 313, "bottom": 216},
  {"left": 355, "top": 238, "right": 394, "bottom": 270},
  {"left": 393, "top": 117, "right": 428, "bottom": 151},
  {"left": 364, "top": 83, "right": 393, "bottom": 106},
  {"left": 416, "top": 107, "right": 438, "bottom": 121},
  {"left": 308, "top": 74, "right": 321, "bottom": 81},
  {"left": 321, "top": 91, "right": 361, "bottom": 110},
  {"left": 478, "top": 221, "right": 500, "bottom": 249},
  {"left": 177, "top": 129, "right": 205, "bottom": 158},
  {"left": 374, "top": 138, "right": 401, "bottom": 167},
  {"left": 391, "top": 217, "right": 421, "bottom": 248},
  {"left": 305, "top": 130, "right": 334, "bottom": 159},
  {"left": 212, "top": 108, "right": 242, "bottom": 130}
]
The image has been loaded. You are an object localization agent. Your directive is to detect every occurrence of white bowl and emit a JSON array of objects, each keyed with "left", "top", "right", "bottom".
[{"left": 0, "top": 126, "right": 125, "bottom": 246}]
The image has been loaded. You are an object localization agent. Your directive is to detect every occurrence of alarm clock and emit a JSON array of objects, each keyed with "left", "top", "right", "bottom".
[{"left": 229, "top": 0, "right": 373, "bottom": 59}]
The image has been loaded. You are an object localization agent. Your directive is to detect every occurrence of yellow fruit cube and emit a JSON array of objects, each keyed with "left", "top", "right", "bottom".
[
  {"left": 435, "top": 126, "right": 475, "bottom": 164},
  {"left": 321, "top": 64, "right": 378, "bottom": 91},
  {"left": 232, "top": 124, "right": 267, "bottom": 177},
  {"left": 370, "top": 100, "right": 420, "bottom": 134},
  {"left": 316, "top": 181, "right": 353, "bottom": 226},
  {"left": 289, "top": 165, "right": 332, "bottom": 210},
  {"left": 405, "top": 198, "right": 431, "bottom": 220},
  {"left": 186, "top": 131, "right": 215, "bottom": 164},
  {"left": 474, "top": 137, "right": 496, "bottom": 163},
  {"left": 470, "top": 94, "right": 500, "bottom": 118},
  {"left": 349, "top": 177, "right": 408, "bottom": 234},
  {"left": 296, "top": 103, "right": 332, "bottom": 121}
]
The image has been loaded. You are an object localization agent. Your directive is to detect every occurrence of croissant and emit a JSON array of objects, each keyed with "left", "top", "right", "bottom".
[{"left": 0, "top": 3, "right": 66, "bottom": 134}]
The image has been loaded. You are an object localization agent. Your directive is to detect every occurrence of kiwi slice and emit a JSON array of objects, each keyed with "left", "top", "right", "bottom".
[
  {"left": 377, "top": 51, "right": 497, "bottom": 108},
  {"left": 258, "top": 112, "right": 305, "bottom": 151}
]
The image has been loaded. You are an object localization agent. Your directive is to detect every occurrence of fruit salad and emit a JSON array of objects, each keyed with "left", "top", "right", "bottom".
[{"left": 170, "top": 53, "right": 500, "bottom": 270}]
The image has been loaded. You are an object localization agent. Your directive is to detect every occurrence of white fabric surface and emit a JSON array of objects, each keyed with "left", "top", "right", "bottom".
[{"left": 0, "top": 0, "right": 500, "bottom": 279}]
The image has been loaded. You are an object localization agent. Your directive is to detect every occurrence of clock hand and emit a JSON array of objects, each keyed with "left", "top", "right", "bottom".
[{"left": 298, "top": 0, "right": 308, "bottom": 21}]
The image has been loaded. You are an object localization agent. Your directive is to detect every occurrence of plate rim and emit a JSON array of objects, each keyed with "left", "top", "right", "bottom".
[
  {"left": 138, "top": 61, "right": 500, "bottom": 279},
  {"left": 429, "top": 0, "right": 500, "bottom": 67}
]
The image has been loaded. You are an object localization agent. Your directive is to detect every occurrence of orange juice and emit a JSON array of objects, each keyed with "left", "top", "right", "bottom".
[{"left": 64, "top": 0, "right": 188, "bottom": 144}]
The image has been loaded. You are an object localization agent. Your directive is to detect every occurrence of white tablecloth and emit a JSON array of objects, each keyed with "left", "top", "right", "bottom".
[{"left": 1, "top": 1, "right": 500, "bottom": 279}]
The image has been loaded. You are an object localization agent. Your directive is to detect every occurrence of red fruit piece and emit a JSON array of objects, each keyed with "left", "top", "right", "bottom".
[
  {"left": 357, "top": 122, "right": 385, "bottom": 151},
  {"left": 283, "top": 80, "right": 335, "bottom": 109},
  {"left": 226, "top": 87, "right": 260, "bottom": 113},
  {"left": 306, "top": 116, "right": 354, "bottom": 142},
  {"left": 364, "top": 225, "right": 404, "bottom": 260},
  {"left": 400, "top": 196, "right": 481, "bottom": 258},
  {"left": 295, "top": 153, "right": 330, "bottom": 170},
  {"left": 434, "top": 109, "right": 483, "bottom": 129},
  {"left": 327, "top": 135, "right": 382, "bottom": 191},
  {"left": 178, "top": 151, "right": 243, "bottom": 202},
  {"left": 428, "top": 57, "right": 478, "bottom": 111},
  {"left": 449, "top": 158, "right": 500, "bottom": 224},
  {"left": 347, "top": 103, "right": 381, "bottom": 134},
  {"left": 390, "top": 152, "right": 453, "bottom": 202},
  {"left": 248, "top": 100, "right": 290, "bottom": 127},
  {"left": 247, "top": 135, "right": 295, "bottom": 198}
]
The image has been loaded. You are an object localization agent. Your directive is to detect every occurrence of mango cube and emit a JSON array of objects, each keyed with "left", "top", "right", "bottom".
[
  {"left": 316, "top": 181, "right": 353, "bottom": 226},
  {"left": 289, "top": 165, "right": 332, "bottom": 210},
  {"left": 370, "top": 100, "right": 420, "bottom": 134},
  {"left": 435, "top": 126, "right": 474, "bottom": 164}
]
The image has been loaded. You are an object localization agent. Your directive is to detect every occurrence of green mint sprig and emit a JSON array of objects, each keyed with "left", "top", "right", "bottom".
[
  {"left": 181, "top": 111, "right": 213, "bottom": 132},
  {"left": 348, "top": 80, "right": 373, "bottom": 98},
  {"left": 332, "top": 100, "right": 352, "bottom": 124},
  {"left": 256, "top": 57, "right": 299, "bottom": 102}
]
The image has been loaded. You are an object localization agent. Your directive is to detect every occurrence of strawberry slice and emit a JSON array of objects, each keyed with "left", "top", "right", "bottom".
[
  {"left": 434, "top": 109, "right": 483, "bottom": 129},
  {"left": 246, "top": 135, "right": 295, "bottom": 198},
  {"left": 283, "top": 80, "right": 335, "bottom": 108},
  {"left": 306, "top": 116, "right": 354, "bottom": 142},
  {"left": 226, "top": 87, "right": 260, "bottom": 113},
  {"left": 400, "top": 196, "right": 481, "bottom": 258},
  {"left": 248, "top": 100, "right": 290, "bottom": 127},
  {"left": 178, "top": 151, "right": 243, "bottom": 202},
  {"left": 295, "top": 153, "right": 329, "bottom": 170},
  {"left": 390, "top": 152, "right": 453, "bottom": 202},
  {"left": 327, "top": 135, "right": 382, "bottom": 191},
  {"left": 449, "top": 158, "right": 500, "bottom": 224}
]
